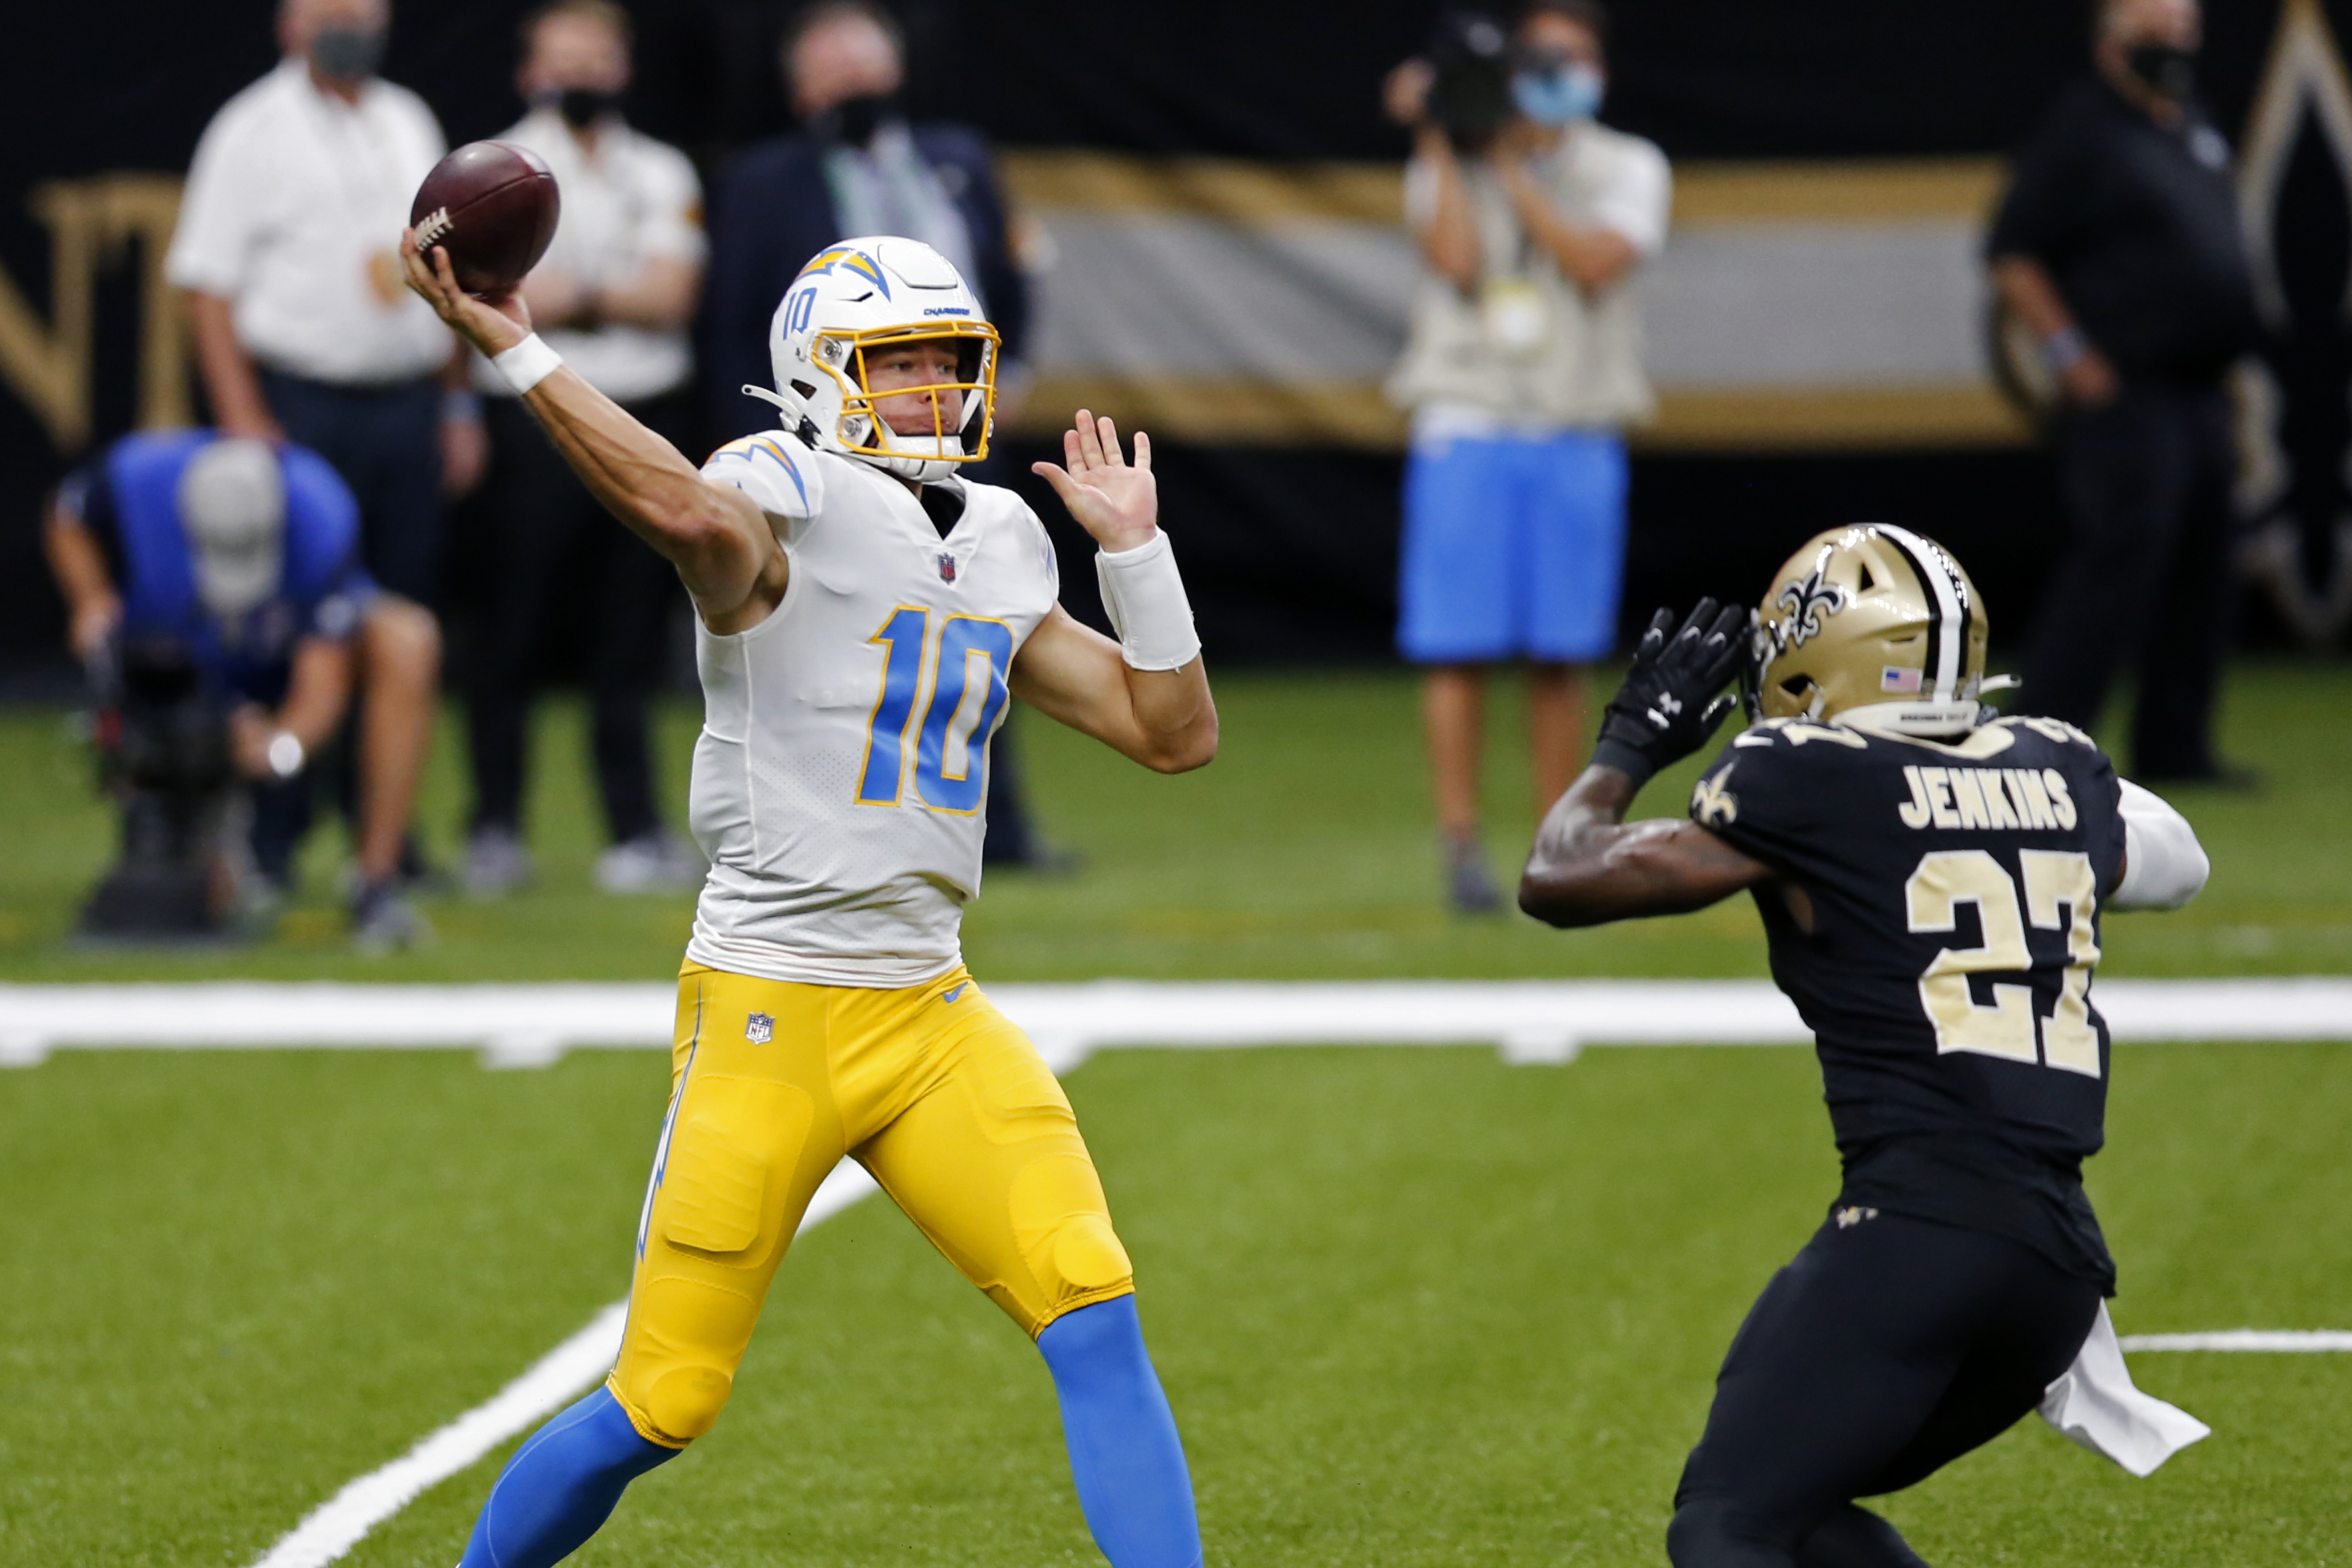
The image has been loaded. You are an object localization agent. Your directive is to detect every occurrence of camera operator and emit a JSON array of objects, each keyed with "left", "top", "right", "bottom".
[
  {"left": 1384, "top": 0, "right": 1670, "bottom": 914},
  {"left": 45, "top": 432, "right": 441, "bottom": 948}
]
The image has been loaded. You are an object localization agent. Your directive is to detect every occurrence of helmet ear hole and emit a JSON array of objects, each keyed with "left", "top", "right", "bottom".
[
  {"left": 1779, "top": 674, "right": 1813, "bottom": 697},
  {"left": 1856, "top": 563, "right": 1877, "bottom": 592}
]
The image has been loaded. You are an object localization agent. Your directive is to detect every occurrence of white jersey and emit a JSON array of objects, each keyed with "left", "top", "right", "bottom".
[{"left": 685, "top": 434, "right": 1060, "bottom": 987}]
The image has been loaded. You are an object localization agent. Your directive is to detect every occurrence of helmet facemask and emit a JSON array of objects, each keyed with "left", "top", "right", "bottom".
[{"left": 821, "top": 323, "right": 998, "bottom": 481}]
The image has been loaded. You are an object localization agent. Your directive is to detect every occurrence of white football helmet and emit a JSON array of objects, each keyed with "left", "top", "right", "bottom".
[{"left": 751, "top": 236, "right": 999, "bottom": 484}]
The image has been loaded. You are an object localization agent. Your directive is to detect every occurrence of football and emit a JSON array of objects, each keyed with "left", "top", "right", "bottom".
[{"left": 408, "top": 140, "right": 560, "bottom": 299}]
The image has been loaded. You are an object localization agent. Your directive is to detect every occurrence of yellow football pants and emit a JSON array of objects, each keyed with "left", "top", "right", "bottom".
[{"left": 608, "top": 962, "right": 1136, "bottom": 1448}]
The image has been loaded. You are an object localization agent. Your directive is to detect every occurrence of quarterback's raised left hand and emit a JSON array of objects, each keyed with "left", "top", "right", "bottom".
[
  {"left": 1032, "top": 410, "right": 1156, "bottom": 553},
  {"left": 1591, "top": 598, "right": 1750, "bottom": 787}
]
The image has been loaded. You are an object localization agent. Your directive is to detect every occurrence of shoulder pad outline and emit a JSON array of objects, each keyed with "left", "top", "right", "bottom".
[
  {"left": 1993, "top": 713, "right": 2100, "bottom": 749},
  {"left": 1732, "top": 717, "right": 1869, "bottom": 750},
  {"left": 702, "top": 432, "right": 823, "bottom": 521}
]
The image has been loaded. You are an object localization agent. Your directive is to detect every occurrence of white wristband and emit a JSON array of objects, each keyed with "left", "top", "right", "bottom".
[
  {"left": 492, "top": 333, "right": 564, "bottom": 396},
  {"left": 1094, "top": 530, "right": 1201, "bottom": 672}
]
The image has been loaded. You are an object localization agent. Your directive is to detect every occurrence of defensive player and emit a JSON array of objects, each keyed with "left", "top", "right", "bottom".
[
  {"left": 401, "top": 231, "right": 1214, "bottom": 1568},
  {"left": 1519, "top": 526, "right": 2210, "bottom": 1567}
]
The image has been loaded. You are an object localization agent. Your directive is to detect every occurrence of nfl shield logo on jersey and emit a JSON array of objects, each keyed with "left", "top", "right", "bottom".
[
  {"left": 937, "top": 552, "right": 958, "bottom": 583},
  {"left": 744, "top": 1012, "right": 775, "bottom": 1045}
]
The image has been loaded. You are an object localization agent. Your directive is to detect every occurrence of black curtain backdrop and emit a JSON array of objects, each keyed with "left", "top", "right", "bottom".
[{"left": 0, "top": 0, "right": 2329, "bottom": 681}]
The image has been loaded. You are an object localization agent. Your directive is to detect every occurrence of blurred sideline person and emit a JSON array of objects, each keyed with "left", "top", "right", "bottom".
[
  {"left": 701, "top": 0, "right": 1030, "bottom": 441},
  {"left": 703, "top": 0, "right": 1066, "bottom": 871},
  {"left": 1988, "top": 0, "right": 2257, "bottom": 784},
  {"left": 461, "top": 0, "right": 707, "bottom": 897},
  {"left": 1521, "top": 530, "right": 2210, "bottom": 1566},
  {"left": 169, "top": 0, "right": 485, "bottom": 607},
  {"left": 401, "top": 223, "right": 1215, "bottom": 1568},
  {"left": 1385, "top": 0, "right": 1669, "bottom": 912},
  {"left": 167, "top": 0, "right": 477, "bottom": 884},
  {"left": 45, "top": 433, "right": 441, "bottom": 946}
]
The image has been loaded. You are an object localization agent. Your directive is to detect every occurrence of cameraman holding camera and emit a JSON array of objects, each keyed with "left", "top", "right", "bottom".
[
  {"left": 1385, "top": 0, "right": 1669, "bottom": 913},
  {"left": 45, "top": 432, "right": 441, "bottom": 947}
]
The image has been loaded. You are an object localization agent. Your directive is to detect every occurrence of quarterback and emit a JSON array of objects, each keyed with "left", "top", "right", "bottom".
[
  {"left": 401, "top": 231, "right": 1214, "bottom": 1568},
  {"left": 1519, "top": 526, "right": 2210, "bottom": 1568}
]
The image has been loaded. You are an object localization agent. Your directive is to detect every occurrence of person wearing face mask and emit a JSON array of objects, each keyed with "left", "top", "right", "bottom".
[
  {"left": 456, "top": 0, "right": 708, "bottom": 898},
  {"left": 168, "top": 0, "right": 483, "bottom": 610},
  {"left": 43, "top": 431, "right": 442, "bottom": 948},
  {"left": 702, "top": 0, "right": 1066, "bottom": 873},
  {"left": 1987, "top": 0, "right": 2259, "bottom": 787},
  {"left": 701, "top": 0, "right": 1030, "bottom": 449},
  {"left": 167, "top": 0, "right": 476, "bottom": 909},
  {"left": 1382, "top": 0, "right": 1671, "bottom": 915}
]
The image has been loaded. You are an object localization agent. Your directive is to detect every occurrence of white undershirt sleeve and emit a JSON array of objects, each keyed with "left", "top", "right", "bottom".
[{"left": 2110, "top": 778, "right": 2210, "bottom": 911}]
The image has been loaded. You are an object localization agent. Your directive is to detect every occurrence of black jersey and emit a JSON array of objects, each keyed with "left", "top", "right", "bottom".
[{"left": 1688, "top": 714, "right": 2128, "bottom": 1287}]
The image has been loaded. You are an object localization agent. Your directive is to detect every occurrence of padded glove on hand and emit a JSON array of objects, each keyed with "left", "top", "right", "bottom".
[{"left": 1590, "top": 598, "right": 1750, "bottom": 787}]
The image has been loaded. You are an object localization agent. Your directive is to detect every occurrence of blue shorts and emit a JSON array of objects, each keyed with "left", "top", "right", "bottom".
[{"left": 1396, "top": 429, "right": 1629, "bottom": 664}]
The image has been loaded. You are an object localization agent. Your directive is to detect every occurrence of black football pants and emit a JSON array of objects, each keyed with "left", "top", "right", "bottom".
[
  {"left": 2021, "top": 382, "right": 2236, "bottom": 778},
  {"left": 462, "top": 395, "right": 687, "bottom": 846},
  {"left": 1668, "top": 1209, "right": 2102, "bottom": 1568},
  {"left": 258, "top": 368, "right": 446, "bottom": 608}
]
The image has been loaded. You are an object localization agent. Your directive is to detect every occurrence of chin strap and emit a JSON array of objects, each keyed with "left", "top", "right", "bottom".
[{"left": 1836, "top": 698, "right": 1984, "bottom": 739}]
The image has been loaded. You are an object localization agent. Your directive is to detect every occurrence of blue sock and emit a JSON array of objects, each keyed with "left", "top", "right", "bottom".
[
  {"left": 1036, "top": 1296, "right": 1203, "bottom": 1568},
  {"left": 457, "top": 1385, "right": 678, "bottom": 1568}
]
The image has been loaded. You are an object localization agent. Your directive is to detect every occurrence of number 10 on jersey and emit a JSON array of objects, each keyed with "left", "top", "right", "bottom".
[{"left": 857, "top": 607, "right": 1014, "bottom": 813}]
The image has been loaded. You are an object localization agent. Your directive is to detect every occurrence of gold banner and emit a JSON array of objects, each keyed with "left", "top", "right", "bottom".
[{"left": 1008, "top": 376, "right": 2027, "bottom": 451}]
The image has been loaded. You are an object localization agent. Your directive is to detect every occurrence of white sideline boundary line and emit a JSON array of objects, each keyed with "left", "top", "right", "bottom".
[
  {"left": 248, "top": 1162, "right": 881, "bottom": 1568},
  {"left": 2118, "top": 1330, "right": 2352, "bottom": 1352},
  {"left": 5, "top": 977, "right": 2352, "bottom": 1071},
  {"left": 103, "top": 978, "right": 2330, "bottom": 1566}
]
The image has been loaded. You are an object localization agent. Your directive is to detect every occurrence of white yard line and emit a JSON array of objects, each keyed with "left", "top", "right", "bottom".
[
  {"left": 61, "top": 976, "right": 2320, "bottom": 1567},
  {"left": 4, "top": 977, "right": 2351, "bottom": 1070},
  {"left": 246, "top": 1163, "right": 880, "bottom": 1568},
  {"left": 2118, "top": 1330, "right": 2352, "bottom": 1352}
]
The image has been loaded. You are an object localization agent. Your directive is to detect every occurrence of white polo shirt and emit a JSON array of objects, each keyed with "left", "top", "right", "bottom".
[
  {"left": 475, "top": 107, "right": 704, "bottom": 405},
  {"left": 168, "top": 58, "right": 451, "bottom": 386}
]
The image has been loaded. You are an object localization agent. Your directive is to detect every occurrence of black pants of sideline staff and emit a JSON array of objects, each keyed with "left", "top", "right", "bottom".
[
  {"left": 460, "top": 393, "right": 687, "bottom": 847},
  {"left": 258, "top": 368, "right": 445, "bottom": 606},
  {"left": 2021, "top": 381, "right": 2235, "bottom": 779},
  {"left": 1668, "top": 1209, "right": 2102, "bottom": 1567}
]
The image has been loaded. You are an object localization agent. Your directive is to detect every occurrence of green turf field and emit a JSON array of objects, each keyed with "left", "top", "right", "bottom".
[
  {"left": 2, "top": 1040, "right": 2346, "bottom": 1567},
  {"left": 0, "top": 660, "right": 2347, "bottom": 982},
  {"left": 1, "top": 663, "right": 2347, "bottom": 1567}
]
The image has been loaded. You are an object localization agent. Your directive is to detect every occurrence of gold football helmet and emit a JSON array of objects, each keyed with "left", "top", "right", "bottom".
[{"left": 1744, "top": 524, "right": 1990, "bottom": 737}]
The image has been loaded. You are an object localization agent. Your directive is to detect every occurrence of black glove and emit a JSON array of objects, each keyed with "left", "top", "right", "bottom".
[{"left": 1591, "top": 598, "right": 1750, "bottom": 787}]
